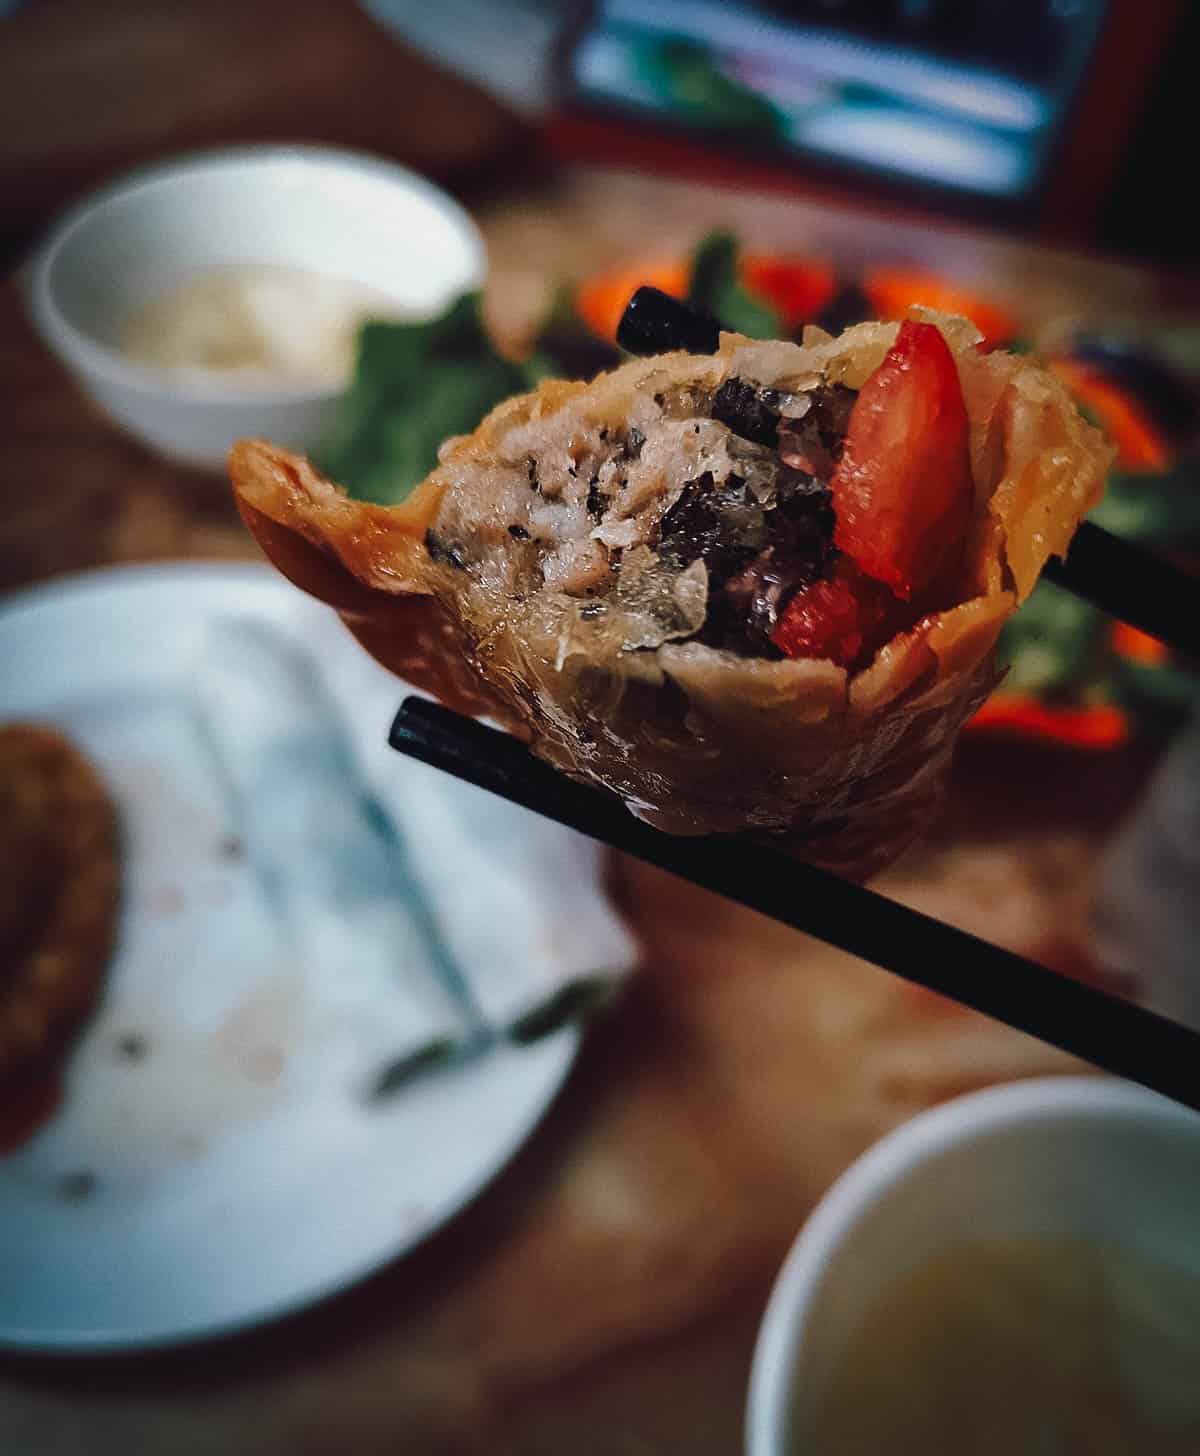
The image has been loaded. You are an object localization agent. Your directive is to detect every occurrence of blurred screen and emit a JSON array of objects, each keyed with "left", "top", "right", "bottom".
[{"left": 564, "top": 0, "right": 1108, "bottom": 201}]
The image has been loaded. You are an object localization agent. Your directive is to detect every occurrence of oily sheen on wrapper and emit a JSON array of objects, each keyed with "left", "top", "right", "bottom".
[{"left": 230, "top": 311, "right": 1110, "bottom": 880}]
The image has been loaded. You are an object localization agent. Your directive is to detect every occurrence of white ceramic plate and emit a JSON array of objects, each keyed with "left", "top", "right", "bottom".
[{"left": 0, "top": 563, "right": 579, "bottom": 1352}]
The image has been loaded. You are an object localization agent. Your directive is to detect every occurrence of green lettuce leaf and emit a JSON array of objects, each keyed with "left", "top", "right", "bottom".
[
  {"left": 315, "top": 293, "right": 541, "bottom": 506},
  {"left": 687, "top": 231, "right": 779, "bottom": 340},
  {"left": 998, "top": 579, "right": 1106, "bottom": 700}
]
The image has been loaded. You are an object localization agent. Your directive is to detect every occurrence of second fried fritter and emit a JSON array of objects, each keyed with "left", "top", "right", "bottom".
[{"left": 0, "top": 723, "right": 120, "bottom": 1085}]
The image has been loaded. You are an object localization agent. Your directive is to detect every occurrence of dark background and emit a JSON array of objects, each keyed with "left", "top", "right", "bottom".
[{"left": 0, "top": 0, "right": 1195, "bottom": 274}]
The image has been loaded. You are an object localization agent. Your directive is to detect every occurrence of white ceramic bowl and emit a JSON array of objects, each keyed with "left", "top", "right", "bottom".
[
  {"left": 747, "top": 1076, "right": 1200, "bottom": 1455},
  {"left": 27, "top": 145, "right": 486, "bottom": 471}
]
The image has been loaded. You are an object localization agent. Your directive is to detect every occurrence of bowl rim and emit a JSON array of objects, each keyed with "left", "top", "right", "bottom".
[
  {"left": 744, "top": 1074, "right": 1200, "bottom": 1456},
  {"left": 25, "top": 142, "right": 487, "bottom": 408}
]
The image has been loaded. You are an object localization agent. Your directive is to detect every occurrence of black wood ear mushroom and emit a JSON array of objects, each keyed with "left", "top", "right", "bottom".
[{"left": 616, "top": 286, "right": 722, "bottom": 357}]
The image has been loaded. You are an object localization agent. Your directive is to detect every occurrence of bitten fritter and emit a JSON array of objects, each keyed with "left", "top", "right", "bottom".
[
  {"left": 0, "top": 723, "right": 120, "bottom": 1085},
  {"left": 230, "top": 311, "right": 1110, "bottom": 879}
]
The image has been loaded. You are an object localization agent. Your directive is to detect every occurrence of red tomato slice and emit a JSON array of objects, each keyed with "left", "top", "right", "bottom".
[
  {"left": 831, "top": 320, "right": 972, "bottom": 601},
  {"left": 967, "top": 694, "right": 1130, "bottom": 750},
  {"left": 771, "top": 557, "right": 896, "bottom": 669}
]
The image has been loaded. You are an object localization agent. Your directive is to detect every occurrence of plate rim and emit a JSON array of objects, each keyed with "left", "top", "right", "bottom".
[{"left": 0, "top": 1031, "right": 580, "bottom": 1356}]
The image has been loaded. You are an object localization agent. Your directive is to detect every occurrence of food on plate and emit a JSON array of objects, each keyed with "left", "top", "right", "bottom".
[
  {"left": 0, "top": 724, "right": 120, "bottom": 1085},
  {"left": 230, "top": 308, "right": 1110, "bottom": 878}
]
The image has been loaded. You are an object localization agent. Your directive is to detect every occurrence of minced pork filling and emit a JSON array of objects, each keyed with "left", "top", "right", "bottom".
[{"left": 426, "top": 377, "right": 859, "bottom": 660}]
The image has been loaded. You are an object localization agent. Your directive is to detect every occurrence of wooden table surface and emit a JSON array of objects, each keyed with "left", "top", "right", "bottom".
[{"left": 0, "top": 66, "right": 1187, "bottom": 1454}]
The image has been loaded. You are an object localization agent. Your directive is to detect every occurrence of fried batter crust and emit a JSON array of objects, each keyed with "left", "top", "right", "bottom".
[
  {"left": 230, "top": 311, "right": 1110, "bottom": 879},
  {"left": 0, "top": 724, "right": 120, "bottom": 1083}
]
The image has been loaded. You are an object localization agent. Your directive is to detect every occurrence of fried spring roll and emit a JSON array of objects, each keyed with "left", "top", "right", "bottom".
[{"left": 230, "top": 310, "right": 1111, "bottom": 879}]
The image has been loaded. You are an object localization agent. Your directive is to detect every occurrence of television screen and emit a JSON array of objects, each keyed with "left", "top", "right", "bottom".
[{"left": 564, "top": 0, "right": 1108, "bottom": 203}]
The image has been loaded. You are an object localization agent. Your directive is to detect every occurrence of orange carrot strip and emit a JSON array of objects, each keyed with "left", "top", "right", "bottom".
[
  {"left": 1049, "top": 359, "right": 1172, "bottom": 473},
  {"left": 1109, "top": 621, "right": 1170, "bottom": 666}
]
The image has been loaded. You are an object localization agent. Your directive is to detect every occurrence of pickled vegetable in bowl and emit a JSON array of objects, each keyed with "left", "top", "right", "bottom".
[{"left": 122, "top": 264, "right": 414, "bottom": 390}]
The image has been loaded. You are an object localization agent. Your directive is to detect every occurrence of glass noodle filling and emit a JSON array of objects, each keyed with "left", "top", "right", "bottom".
[{"left": 425, "top": 376, "right": 896, "bottom": 666}]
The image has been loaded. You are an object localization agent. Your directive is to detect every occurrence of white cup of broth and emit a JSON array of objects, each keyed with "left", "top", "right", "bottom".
[{"left": 747, "top": 1077, "right": 1200, "bottom": 1456}]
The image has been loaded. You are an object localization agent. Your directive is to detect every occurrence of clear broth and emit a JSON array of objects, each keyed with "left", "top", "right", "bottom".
[{"left": 804, "top": 1236, "right": 1200, "bottom": 1455}]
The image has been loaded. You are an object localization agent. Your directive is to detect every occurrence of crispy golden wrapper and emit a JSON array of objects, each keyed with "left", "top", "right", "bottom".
[{"left": 230, "top": 312, "right": 1110, "bottom": 879}]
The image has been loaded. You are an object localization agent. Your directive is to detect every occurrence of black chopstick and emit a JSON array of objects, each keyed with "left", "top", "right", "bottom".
[
  {"left": 1043, "top": 522, "right": 1200, "bottom": 661},
  {"left": 390, "top": 697, "right": 1200, "bottom": 1115},
  {"left": 617, "top": 287, "right": 1200, "bottom": 661}
]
